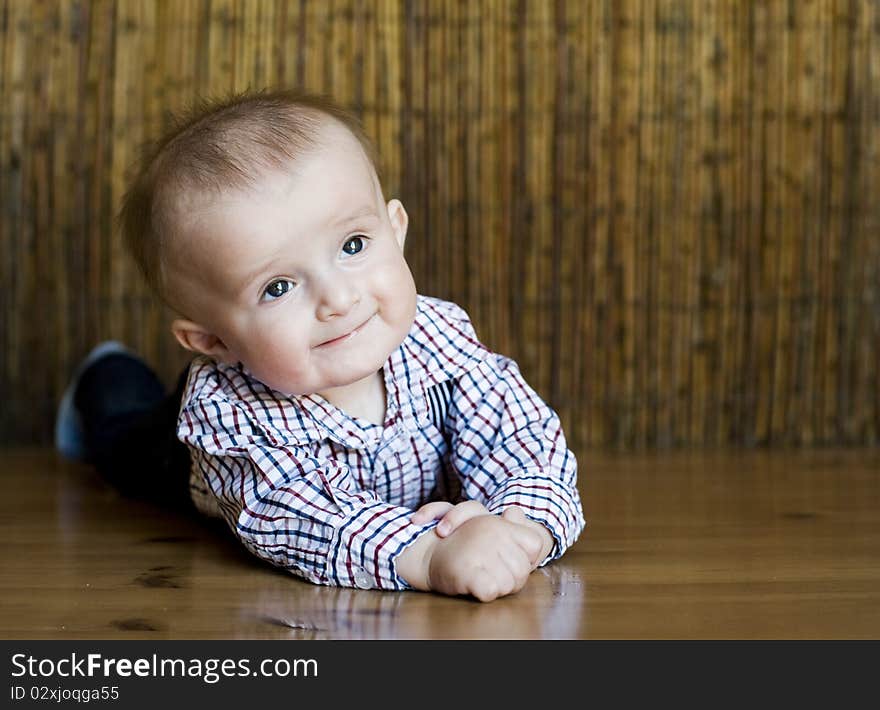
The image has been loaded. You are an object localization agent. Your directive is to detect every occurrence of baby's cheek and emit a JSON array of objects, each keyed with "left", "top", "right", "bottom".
[{"left": 374, "top": 259, "right": 416, "bottom": 318}]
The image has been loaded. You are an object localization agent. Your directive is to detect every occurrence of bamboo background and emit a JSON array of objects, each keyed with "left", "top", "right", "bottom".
[{"left": 1, "top": 0, "right": 878, "bottom": 450}]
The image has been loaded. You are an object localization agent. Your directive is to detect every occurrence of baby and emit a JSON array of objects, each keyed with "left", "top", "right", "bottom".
[{"left": 105, "top": 90, "right": 584, "bottom": 602}]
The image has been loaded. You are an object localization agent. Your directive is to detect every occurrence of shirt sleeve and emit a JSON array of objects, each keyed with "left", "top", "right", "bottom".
[
  {"left": 178, "top": 397, "right": 439, "bottom": 591},
  {"left": 447, "top": 354, "right": 586, "bottom": 565}
]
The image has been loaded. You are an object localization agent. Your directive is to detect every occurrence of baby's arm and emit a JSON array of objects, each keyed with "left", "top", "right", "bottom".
[
  {"left": 396, "top": 509, "right": 545, "bottom": 602},
  {"left": 180, "top": 398, "right": 441, "bottom": 591},
  {"left": 444, "top": 348, "right": 586, "bottom": 565}
]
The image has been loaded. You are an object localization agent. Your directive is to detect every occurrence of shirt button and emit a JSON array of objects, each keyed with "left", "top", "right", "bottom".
[{"left": 353, "top": 567, "right": 373, "bottom": 590}]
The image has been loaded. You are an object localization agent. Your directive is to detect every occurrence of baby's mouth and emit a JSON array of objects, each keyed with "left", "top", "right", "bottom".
[{"left": 316, "top": 313, "right": 376, "bottom": 348}]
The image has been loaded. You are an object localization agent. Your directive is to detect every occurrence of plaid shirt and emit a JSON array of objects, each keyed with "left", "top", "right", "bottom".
[{"left": 177, "top": 294, "right": 585, "bottom": 591}]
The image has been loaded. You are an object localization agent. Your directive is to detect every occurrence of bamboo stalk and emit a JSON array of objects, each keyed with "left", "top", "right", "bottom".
[{"left": 2, "top": 0, "right": 878, "bottom": 449}]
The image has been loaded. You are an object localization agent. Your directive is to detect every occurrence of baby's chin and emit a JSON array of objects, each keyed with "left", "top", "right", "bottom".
[{"left": 255, "top": 358, "right": 386, "bottom": 398}]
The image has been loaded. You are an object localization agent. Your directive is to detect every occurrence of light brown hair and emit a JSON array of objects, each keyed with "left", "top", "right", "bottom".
[{"left": 117, "top": 88, "right": 380, "bottom": 309}]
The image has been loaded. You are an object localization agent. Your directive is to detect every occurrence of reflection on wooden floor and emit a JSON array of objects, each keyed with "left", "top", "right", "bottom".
[{"left": 1, "top": 447, "right": 878, "bottom": 639}]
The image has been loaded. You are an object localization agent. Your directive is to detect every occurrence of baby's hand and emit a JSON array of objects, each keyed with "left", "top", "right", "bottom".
[
  {"left": 411, "top": 500, "right": 491, "bottom": 535},
  {"left": 426, "top": 513, "right": 545, "bottom": 602},
  {"left": 413, "top": 501, "right": 556, "bottom": 563}
]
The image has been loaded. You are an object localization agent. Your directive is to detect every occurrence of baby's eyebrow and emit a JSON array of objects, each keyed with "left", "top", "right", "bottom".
[
  {"left": 238, "top": 257, "right": 280, "bottom": 294},
  {"left": 331, "top": 205, "right": 378, "bottom": 227}
]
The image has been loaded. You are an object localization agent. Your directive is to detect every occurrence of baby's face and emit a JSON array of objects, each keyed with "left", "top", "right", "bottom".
[{"left": 167, "top": 121, "right": 417, "bottom": 399}]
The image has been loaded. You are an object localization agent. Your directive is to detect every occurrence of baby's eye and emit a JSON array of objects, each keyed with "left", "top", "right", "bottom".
[
  {"left": 262, "top": 279, "right": 294, "bottom": 301},
  {"left": 342, "top": 235, "right": 367, "bottom": 256}
]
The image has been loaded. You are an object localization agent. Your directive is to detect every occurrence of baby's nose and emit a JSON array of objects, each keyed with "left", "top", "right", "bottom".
[{"left": 315, "top": 280, "right": 360, "bottom": 320}]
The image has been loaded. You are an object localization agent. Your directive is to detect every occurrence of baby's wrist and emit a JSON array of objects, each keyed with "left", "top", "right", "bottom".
[
  {"left": 535, "top": 524, "right": 555, "bottom": 561},
  {"left": 396, "top": 527, "right": 441, "bottom": 591},
  {"left": 521, "top": 516, "right": 555, "bottom": 562}
]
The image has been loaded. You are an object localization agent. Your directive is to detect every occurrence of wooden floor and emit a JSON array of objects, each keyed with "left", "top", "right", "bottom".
[{"left": 1, "top": 447, "right": 878, "bottom": 639}]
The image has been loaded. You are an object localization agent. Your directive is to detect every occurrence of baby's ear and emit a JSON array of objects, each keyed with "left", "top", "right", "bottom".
[
  {"left": 171, "top": 319, "right": 234, "bottom": 364},
  {"left": 387, "top": 198, "right": 409, "bottom": 250}
]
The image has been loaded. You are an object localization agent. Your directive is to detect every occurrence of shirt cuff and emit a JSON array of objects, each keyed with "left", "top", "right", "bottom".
[
  {"left": 326, "top": 502, "right": 439, "bottom": 591},
  {"left": 484, "top": 472, "right": 585, "bottom": 566}
]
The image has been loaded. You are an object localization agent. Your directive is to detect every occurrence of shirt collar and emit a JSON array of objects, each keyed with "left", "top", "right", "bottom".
[{"left": 395, "top": 294, "right": 490, "bottom": 389}]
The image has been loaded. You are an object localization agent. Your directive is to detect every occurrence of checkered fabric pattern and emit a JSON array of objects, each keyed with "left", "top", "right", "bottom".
[{"left": 177, "top": 295, "right": 585, "bottom": 590}]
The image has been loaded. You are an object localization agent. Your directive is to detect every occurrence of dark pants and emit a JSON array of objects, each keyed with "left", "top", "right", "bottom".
[{"left": 79, "top": 364, "right": 194, "bottom": 511}]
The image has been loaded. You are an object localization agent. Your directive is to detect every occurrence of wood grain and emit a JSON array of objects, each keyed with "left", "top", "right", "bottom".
[
  {"left": 2, "top": 446, "right": 878, "bottom": 639},
  {"left": 1, "top": 1, "right": 878, "bottom": 449}
]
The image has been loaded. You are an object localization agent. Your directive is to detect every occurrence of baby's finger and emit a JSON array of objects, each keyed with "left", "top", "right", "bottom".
[
  {"left": 502, "top": 508, "right": 544, "bottom": 564},
  {"left": 509, "top": 525, "right": 544, "bottom": 566},
  {"left": 467, "top": 567, "right": 506, "bottom": 603},
  {"left": 411, "top": 501, "right": 454, "bottom": 525},
  {"left": 436, "top": 500, "right": 491, "bottom": 536},
  {"left": 501, "top": 506, "right": 528, "bottom": 525},
  {"left": 497, "top": 543, "right": 533, "bottom": 590}
]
